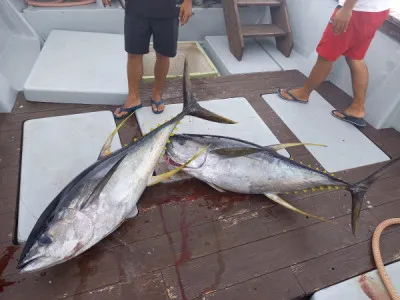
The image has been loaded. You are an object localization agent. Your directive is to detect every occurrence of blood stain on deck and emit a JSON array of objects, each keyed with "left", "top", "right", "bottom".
[
  {"left": 358, "top": 274, "right": 391, "bottom": 300},
  {"left": 0, "top": 246, "right": 18, "bottom": 292}
]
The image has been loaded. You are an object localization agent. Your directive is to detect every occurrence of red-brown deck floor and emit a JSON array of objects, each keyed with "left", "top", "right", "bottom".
[{"left": 0, "top": 70, "right": 399, "bottom": 300}]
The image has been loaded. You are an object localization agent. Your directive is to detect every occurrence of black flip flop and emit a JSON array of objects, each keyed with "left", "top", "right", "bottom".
[
  {"left": 277, "top": 88, "right": 308, "bottom": 104},
  {"left": 331, "top": 110, "right": 366, "bottom": 128}
]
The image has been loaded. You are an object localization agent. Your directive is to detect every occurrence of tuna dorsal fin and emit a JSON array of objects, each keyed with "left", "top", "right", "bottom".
[
  {"left": 267, "top": 142, "right": 327, "bottom": 152},
  {"left": 263, "top": 193, "right": 334, "bottom": 223},
  {"left": 80, "top": 154, "right": 127, "bottom": 210},
  {"left": 210, "top": 147, "right": 265, "bottom": 158}
]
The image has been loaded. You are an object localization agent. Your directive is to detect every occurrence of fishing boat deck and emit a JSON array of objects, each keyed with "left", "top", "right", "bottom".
[{"left": 1, "top": 70, "right": 400, "bottom": 299}]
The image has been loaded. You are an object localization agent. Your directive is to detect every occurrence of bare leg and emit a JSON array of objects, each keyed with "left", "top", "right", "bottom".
[
  {"left": 278, "top": 55, "right": 334, "bottom": 102},
  {"left": 151, "top": 52, "right": 170, "bottom": 112},
  {"left": 114, "top": 53, "right": 143, "bottom": 118},
  {"left": 332, "top": 58, "right": 368, "bottom": 119}
]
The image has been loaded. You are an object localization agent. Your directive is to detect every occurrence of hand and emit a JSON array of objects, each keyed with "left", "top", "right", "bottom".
[
  {"left": 179, "top": 0, "right": 192, "bottom": 26},
  {"left": 102, "top": 0, "right": 112, "bottom": 7},
  {"left": 331, "top": 7, "right": 352, "bottom": 35}
]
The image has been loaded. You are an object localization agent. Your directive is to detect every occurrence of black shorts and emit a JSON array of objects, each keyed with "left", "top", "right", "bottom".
[{"left": 124, "top": 11, "right": 179, "bottom": 58}]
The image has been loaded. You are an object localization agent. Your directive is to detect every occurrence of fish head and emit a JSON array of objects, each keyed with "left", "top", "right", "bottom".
[
  {"left": 166, "top": 135, "right": 208, "bottom": 169},
  {"left": 18, "top": 208, "right": 94, "bottom": 273}
]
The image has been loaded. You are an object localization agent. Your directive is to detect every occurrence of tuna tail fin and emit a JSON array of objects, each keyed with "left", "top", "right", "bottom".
[
  {"left": 182, "top": 56, "right": 236, "bottom": 124},
  {"left": 349, "top": 156, "right": 400, "bottom": 234}
]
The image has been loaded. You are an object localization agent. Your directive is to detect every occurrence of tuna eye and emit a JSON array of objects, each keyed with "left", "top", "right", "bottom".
[{"left": 38, "top": 235, "right": 52, "bottom": 245}]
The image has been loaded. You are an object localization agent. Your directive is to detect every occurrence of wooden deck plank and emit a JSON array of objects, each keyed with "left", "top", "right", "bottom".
[
  {"left": 203, "top": 268, "right": 305, "bottom": 300},
  {"left": 162, "top": 211, "right": 378, "bottom": 299},
  {"left": 0, "top": 214, "right": 15, "bottom": 245},
  {"left": 1, "top": 70, "right": 400, "bottom": 299},
  {"left": 370, "top": 198, "right": 400, "bottom": 223},
  {"left": 0, "top": 235, "right": 175, "bottom": 299},
  {"left": 68, "top": 271, "right": 168, "bottom": 300},
  {"left": 292, "top": 228, "right": 400, "bottom": 294},
  {"left": 0, "top": 189, "right": 17, "bottom": 216},
  {"left": 0, "top": 166, "right": 19, "bottom": 191},
  {"left": 0, "top": 130, "right": 21, "bottom": 169}
]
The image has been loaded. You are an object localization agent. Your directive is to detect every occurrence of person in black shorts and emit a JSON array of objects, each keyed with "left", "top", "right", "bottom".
[{"left": 103, "top": 0, "right": 192, "bottom": 119}]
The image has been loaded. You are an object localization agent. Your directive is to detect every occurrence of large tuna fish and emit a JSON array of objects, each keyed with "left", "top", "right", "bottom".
[
  {"left": 164, "top": 134, "right": 400, "bottom": 234},
  {"left": 17, "top": 58, "right": 236, "bottom": 273}
]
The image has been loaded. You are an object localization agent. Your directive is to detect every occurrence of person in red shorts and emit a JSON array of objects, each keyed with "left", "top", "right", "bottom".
[{"left": 277, "top": 0, "right": 392, "bottom": 127}]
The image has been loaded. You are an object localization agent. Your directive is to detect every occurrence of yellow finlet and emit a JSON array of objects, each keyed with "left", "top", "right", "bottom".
[{"left": 303, "top": 189, "right": 308, "bottom": 193}]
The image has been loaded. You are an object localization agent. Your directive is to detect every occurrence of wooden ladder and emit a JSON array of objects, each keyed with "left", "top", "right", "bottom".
[{"left": 222, "top": 0, "right": 293, "bottom": 61}]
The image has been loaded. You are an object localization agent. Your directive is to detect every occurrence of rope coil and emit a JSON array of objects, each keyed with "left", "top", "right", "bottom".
[{"left": 372, "top": 218, "right": 400, "bottom": 300}]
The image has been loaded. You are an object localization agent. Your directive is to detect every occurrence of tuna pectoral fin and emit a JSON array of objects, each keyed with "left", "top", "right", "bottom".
[
  {"left": 80, "top": 154, "right": 127, "bottom": 209},
  {"left": 206, "top": 182, "right": 227, "bottom": 193},
  {"left": 268, "top": 142, "right": 327, "bottom": 151},
  {"left": 212, "top": 143, "right": 327, "bottom": 159},
  {"left": 98, "top": 111, "right": 136, "bottom": 160},
  {"left": 263, "top": 193, "right": 333, "bottom": 223},
  {"left": 126, "top": 205, "right": 139, "bottom": 219},
  {"left": 148, "top": 146, "right": 208, "bottom": 186},
  {"left": 211, "top": 147, "right": 264, "bottom": 158}
]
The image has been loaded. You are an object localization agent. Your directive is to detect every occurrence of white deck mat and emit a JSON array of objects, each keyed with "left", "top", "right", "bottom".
[
  {"left": 203, "top": 36, "right": 281, "bottom": 76},
  {"left": 310, "top": 261, "right": 400, "bottom": 300},
  {"left": 18, "top": 111, "right": 122, "bottom": 243},
  {"left": 23, "top": 30, "right": 218, "bottom": 105},
  {"left": 262, "top": 92, "right": 390, "bottom": 173},
  {"left": 135, "top": 97, "right": 290, "bottom": 181},
  {"left": 24, "top": 30, "right": 128, "bottom": 105}
]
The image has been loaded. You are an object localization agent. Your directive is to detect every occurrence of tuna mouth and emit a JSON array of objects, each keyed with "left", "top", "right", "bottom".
[
  {"left": 17, "top": 256, "right": 39, "bottom": 272},
  {"left": 163, "top": 154, "right": 182, "bottom": 167}
]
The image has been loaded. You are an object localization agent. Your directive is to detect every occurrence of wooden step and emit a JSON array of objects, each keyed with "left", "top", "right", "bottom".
[
  {"left": 241, "top": 24, "right": 287, "bottom": 37},
  {"left": 237, "top": 0, "right": 281, "bottom": 6}
]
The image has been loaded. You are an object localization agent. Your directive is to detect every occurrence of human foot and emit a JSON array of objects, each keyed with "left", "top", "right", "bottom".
[
  {"left": 277, "top": 88, "right": 310, "bottom": 104},
  {"left": 332, "top": 104, "right": 365, "bottom": 119},
  {"left": 151, "top": 90, "right": 165, "bottom": 114},
  {"left": 331, "top": 105, "right": 366, "bottom": 127},
  {"left": 113, "top": 97, "right": 142, "bottom": 120}
]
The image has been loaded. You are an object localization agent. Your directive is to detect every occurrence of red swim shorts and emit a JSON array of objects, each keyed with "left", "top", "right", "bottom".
[{"left": 316, "top": 7, "right": 390, "bottom": 61}]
